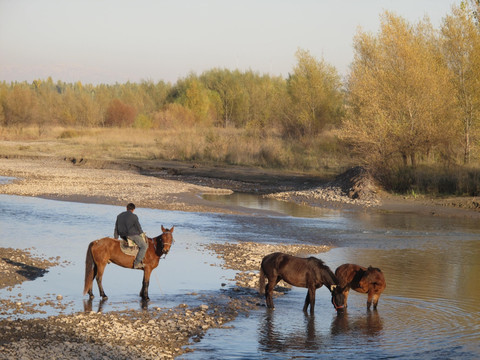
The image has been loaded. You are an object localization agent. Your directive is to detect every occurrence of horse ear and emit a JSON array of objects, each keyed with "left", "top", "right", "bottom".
[
  {"left": 330, "top": 285, "right": 337, "bottom": 292},
  {"left": 170, "top": 226, "right": 174, "bottom": 233},
  {"left": 161, "top": 225, "right": 165, "bottom": 232}
]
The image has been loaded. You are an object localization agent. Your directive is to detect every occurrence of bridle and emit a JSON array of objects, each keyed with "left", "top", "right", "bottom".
[
  {"left": 154, "top": 231, "right": 174, "bottom": 258},
  {"left": 330, "top": 284, "right": 345, "bottom": 311},
  {"left": 332, "top": 297, "right": 345, "bottom": 311}
]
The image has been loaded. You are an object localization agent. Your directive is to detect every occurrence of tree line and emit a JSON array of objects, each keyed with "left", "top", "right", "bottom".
[
  {"left": 1, "top": 5, "right": 480, "bottom": 188},
  {"left": 0, "top": 48, "right": 341, "bottom": 139}
]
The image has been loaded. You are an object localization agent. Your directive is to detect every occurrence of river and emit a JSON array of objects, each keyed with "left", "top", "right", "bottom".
[{"left": 0, "top": 191, "right": 479, "bottom": 359}]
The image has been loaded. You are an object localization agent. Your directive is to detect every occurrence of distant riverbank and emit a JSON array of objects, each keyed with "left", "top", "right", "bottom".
[{"left": 1, "top": 155, "right": 479, "bottom": 219}]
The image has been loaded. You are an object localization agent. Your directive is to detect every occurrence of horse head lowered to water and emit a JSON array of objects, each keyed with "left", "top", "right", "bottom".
[
  {"left": 335, "top": 263, "right": 386, "bottom": 310},
  {"left": 259, "top": 252, "right": 345, "bottom": 314},
  {"left": 83, "top": 226, "right": 174, "bottom": 301}
]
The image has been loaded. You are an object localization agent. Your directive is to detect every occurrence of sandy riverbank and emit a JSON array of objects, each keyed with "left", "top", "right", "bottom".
[{"left": 2, "top": 156, "right": 479, "bottom": 219}]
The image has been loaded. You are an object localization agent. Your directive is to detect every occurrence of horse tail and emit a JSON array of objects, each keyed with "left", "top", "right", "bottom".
[
  {"left": 83, "top": 242, "right": 95, "bottom": 295},
  {"left": 259, "top": 265, "right": 266, "bottom": 295}
]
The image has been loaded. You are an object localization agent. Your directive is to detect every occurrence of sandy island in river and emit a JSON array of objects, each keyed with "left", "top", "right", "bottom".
[{"left": 1, "top": 156, "right": 479, "bottom": 359}]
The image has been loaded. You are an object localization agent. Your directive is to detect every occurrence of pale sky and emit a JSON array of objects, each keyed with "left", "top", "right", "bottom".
[{"left": 0, "top": 0, "right": 459, "bottom": 85}]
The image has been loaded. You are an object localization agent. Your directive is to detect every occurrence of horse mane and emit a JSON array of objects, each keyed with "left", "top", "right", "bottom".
[
  {"left": 367, "top": 266, "right": 382, "bottom": 272},
  {"left": 307, "top": 257, "right": 339, "bottom": 286},
  {"left": 307, "top": 256, "right": 325, "bottom": 267}
]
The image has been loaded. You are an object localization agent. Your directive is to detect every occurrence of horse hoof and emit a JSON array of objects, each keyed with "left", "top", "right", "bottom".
[{"left": 102, "top": 295, "right": 108, "bottom": 300}]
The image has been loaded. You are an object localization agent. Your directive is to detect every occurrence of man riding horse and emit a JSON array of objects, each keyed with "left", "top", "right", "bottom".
[{"left": 114, "top": 203, "right": 147, "bottom": 269}]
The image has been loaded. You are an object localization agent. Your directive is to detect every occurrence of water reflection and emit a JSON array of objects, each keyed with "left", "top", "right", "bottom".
[
  {"left": 203, "top": 193, "right": 339, "bottom": 218},
  {"left": 0, "top": 194, "right": 234, "bottom": 318},
  {"left": 258, "top": 309, "right": 384, "bottom": 355},
  {"left": 0, "top": 176, "right": 15, "bottom": 184},
  {"left": 330, "top": 310, "right": 383, "bottom": 336},
  {"left": 83, "top": 298, "right": 108, "bottom": 313},
  {"left": 259, "top": 310, "right": 320, "bottom": 353}
]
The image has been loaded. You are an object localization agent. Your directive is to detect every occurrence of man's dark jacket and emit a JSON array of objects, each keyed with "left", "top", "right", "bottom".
[{"left": 114, "top": 211, "right": 143, "bottom": 239}]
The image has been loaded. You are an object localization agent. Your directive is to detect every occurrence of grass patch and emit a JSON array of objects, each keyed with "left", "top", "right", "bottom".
[{"left": 0, "top": 125, "right": 353, "bottom": 176}]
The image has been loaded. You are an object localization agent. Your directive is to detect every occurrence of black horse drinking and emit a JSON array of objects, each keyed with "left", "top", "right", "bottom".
[{"left": 259, "top": 252, "right": 345, "bottom": 314}]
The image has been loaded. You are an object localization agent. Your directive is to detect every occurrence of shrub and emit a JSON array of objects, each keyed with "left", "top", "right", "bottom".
[
  {"left": 58, "top": 129, "right": 80, "bottom": 139},
  {"left": 133, "top": 113, "right": 154, "bottom": 129},
  {"left": 104, "top": 99, "right": 136, "bottom": 127}
]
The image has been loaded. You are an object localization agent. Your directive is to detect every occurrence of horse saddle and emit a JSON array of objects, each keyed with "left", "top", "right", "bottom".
[{"left": 119, "top": 234, "right": 147, "bottom": 256}]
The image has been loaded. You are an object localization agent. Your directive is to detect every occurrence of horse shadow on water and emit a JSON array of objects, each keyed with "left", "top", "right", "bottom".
[{"left": 2, "top": 257, "right": 49, "bottom": 280}]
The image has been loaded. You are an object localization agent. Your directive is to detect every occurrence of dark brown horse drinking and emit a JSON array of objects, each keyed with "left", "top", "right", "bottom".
[
  {"left": 335, "top": 263, "right": 386, "bottom": 310},
  {"left": 259, "top": 252, "right": 345, "bottom": 314},
  {"left": 83, "top": 226, "right": 174, "bottom": 301}
]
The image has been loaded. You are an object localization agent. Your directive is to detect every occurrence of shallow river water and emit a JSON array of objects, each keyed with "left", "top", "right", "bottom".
[{"left": 1, "top": 191, "right": 479, "bottom": 359}]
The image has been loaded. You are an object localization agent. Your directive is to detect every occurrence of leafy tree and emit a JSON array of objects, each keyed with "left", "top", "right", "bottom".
[
  {"left": 1, "top": 83, "right": 38, "bottom": 127},
  {"left": 236, "top": 71, "right": 286, "bottom": 133},
  {"left": 200, "top": 68, "right": 243, "bottom": 128},
  {"left": 343, "top": 12, "right": 459, "bottom": 169},
  {"left": 59, "top": 85, "right": 101, "bottom": 127},
  {"left": 442, "top": 5, "right": 480, "bottom": 163},
  {"left": 462, "top": 0, "right": 480, "bottom": 25},
  {"left": 133, "top": 113, "right": 154, "bottom": 129},
  {"left": 282, "top": 49, "right": 343, "bottom": 138},
  {"left": 139, "top": 80, "right": 170, "bottom": 112},
  {"left": 174, "top": 74, "right": 217, "bottom": 126}
]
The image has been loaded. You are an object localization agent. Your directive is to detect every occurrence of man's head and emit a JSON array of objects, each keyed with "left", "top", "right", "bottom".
[{"left": 126, "top": 203, "right": 136, "bottom": 211}]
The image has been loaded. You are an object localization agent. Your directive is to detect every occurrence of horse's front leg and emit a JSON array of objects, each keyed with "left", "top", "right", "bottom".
[
  {"left": 367, "top": 291, "right": 380, "bottom": 310},
  {"left": 303, "top": 292, "right": 311, "bottom": 312},
  {"left": 304, "top": 287, "right": 316, "bottom": 314},
  {"left": 140, "top": 268, "right": 152, "bottom": 301},
  {"left": 367, "top": 290, "right": 375, "bottom": 310}
]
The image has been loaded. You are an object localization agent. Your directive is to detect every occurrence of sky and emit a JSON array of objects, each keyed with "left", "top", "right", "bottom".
[{"left": 0, "top": 0, "right": 460, "bottom": 85}]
